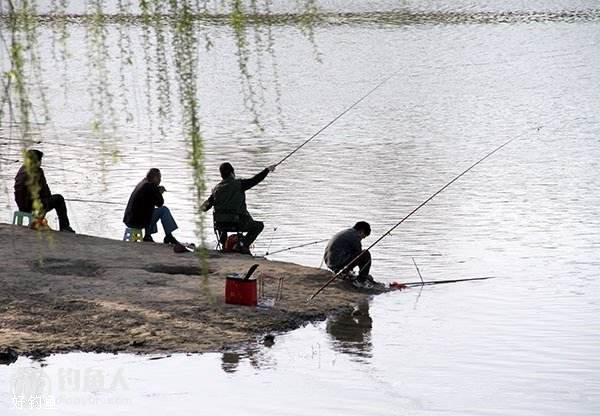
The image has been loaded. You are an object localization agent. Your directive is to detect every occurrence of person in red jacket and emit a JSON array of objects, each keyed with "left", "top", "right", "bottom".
[{"left": 14, "top": 149, "right": 75, "bottom": 233}]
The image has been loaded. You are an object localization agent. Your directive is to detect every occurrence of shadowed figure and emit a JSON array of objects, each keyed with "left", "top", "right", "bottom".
[
  {"left": 202, "top": 162, "right": 276, "bottom": 255},
  {"left": 14, "top": 149, "right": 75, "bottom": 233},
  {"left": 324, "top": 221, "right": 375, "bottom": 289},
  {"left": 123, "top": 168, "right": 179, "bottom": 244}
]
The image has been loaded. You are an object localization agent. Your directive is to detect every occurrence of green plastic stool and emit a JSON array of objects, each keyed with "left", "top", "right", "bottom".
[
  {"left": 12, "top": 211, "right": 35, "bottom": 227},
  {"left": 123, "top": 227, "right": 143, "bottom": 242}
]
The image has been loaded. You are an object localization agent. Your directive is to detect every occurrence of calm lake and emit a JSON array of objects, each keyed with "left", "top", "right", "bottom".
[{"left": 1, "top": 0, "right": 599, "bottom": 414}]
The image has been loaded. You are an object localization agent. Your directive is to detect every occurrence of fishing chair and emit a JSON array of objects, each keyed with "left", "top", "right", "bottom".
[
  {"left": 123, "top": 227, "right": 143, "bottom": 242},
  {"left": 213, "top": 211, "right": 244, "bottom": 251},
  {"left": 12, "top": 211, "right": 35, "bottom": 227}
]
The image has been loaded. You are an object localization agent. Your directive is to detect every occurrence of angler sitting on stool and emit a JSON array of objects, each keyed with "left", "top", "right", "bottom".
[
  {"left": 202, "top": 162, "right": 276, "bottom": 255},
  {"left": 324, "top": 221, "right": 384, "bottom": 290},
  {"left": 123, "top": 168, "right": 180, "bottom": 244},
  {"left": 14, "top": 149, "right": 75, "bottom": 233}
]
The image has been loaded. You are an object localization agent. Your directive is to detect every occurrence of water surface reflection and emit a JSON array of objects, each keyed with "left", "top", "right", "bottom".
[
  {"left": 326, "top": 301, "right": 372, "bottom": 360},
  {"left": 220, "top": 336, "right": 276, "bottom": 373}
]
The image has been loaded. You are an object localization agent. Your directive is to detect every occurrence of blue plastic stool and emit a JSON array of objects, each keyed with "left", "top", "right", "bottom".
[
  {"left": 12, "top": 211, "right": 35, "bottom": 227},
  {"left": 123, "top": 227, "right": 143, "bottom": 242}
]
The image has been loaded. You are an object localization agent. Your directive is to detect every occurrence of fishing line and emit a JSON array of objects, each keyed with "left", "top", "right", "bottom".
[
  {"left": 264, "top": 238, "right": 328, "bottom": 256},
  {"left": 265, "top": 226, "right": 278, "bottom": 255},
  {"left": 308, "top": 126, "right": 540, "bottom": 302},
  {"left": 275, "top": 70, "right": 401, "bottom": 167}
]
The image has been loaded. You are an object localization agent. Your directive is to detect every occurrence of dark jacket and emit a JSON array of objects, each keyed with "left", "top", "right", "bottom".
[
  {"left": 202, "top": 168, "right": 269, "bottom": 219},
  {"left": 324, "top": 228, "right": 363, "bottom": 272},
  {"left": 123, "top": 179, "right": 164, "bottom": 228},
  {"left": 14, "top": 164, "right": 52, "bottom": 212}
]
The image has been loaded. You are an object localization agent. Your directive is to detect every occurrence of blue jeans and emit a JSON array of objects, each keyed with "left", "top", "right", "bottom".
[{"left": 146, "top": 206, "right": 178, "bottom": 235}]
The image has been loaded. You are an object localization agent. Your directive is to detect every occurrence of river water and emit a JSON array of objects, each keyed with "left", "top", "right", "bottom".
[{"left": 1, "top": 1, "right": 599, "bottom": 414}]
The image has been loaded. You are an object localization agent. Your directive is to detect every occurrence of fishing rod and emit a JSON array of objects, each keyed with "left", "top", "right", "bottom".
[
  {"left": 265, "top": 238, "right": 444, "bottom": 257},
  {"left": 393, "top": 276, "right": 494, "bottom": 288},
  {"left": 65, "top": 198, "right": 124, "bottom": 206},
  {"left": 265, "top": 227, "right": 278, "bottom": 255},
  {"left": 308, "top": 127, "right": 539, "bottom": 302},
  {"left": 412, "top": 257, "right": 424, "bottom": 284},
  {"left": 275, "top": 70, "right": 401, "bottom": 167},
  {"left": 264, "top": 238, "right": 329, "bottom": 256}
]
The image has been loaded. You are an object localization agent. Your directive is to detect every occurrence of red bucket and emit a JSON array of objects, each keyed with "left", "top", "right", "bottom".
[
  {"left": 225, "top": 277, "right": 257, "bottom": 306},
  {"left": 225, "top": 265, "right": 259, "bottom": 306}
]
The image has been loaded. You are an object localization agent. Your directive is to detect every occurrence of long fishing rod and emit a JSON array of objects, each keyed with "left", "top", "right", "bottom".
[
  {"left": 308, "top": 127, "right": 539, "bottom": 302},
  {"left": 65, "top": 198, "right": 124, "bottom": 206},
  {"left": 264, "top": 238, "right": 329, "bottom": 256},
  {"left": 395, "top": 276, "right": 495, "bottom": 288},
  {"left": 265, "top": 239, "right": 445, "bottom": 257},
  {"left": 275, "top": 70, "right": 401, "bottom": 167}
]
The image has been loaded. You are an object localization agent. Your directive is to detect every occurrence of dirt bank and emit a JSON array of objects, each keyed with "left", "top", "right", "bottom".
[{"left": 0, "top": 223, "right": 377, "bottom": 359}]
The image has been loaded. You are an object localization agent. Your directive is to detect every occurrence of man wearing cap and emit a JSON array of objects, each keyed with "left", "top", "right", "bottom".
[
  {"left": 14, "top": 149, "right": 75, "bottom": 233},
  {"left": 201, "top": 162, "right": 276, "bottom": 255}
]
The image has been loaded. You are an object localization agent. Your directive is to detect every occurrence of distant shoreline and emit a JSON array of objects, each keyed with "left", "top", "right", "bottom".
[{"left": 1, "top": 10, "right": 599, "bottom": 27}]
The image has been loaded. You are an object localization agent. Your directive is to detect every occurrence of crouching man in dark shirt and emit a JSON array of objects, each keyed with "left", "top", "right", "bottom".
[
  {"left": 14, "top": 149, "right": 75, "bottom": 233},
  {"left": 324, "top": 221, "right": 384, "bottom": 290},
  {"left": 123, "top": 168, "right": 179, "bottom": 244}
]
